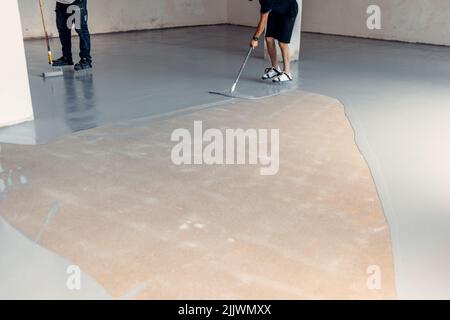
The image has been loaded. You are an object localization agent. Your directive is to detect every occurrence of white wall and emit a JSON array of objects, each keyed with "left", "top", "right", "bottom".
[
  {"left": 19, "top": 0, "right": 228, "bottom": 38},
  {"left": 0, "top": 0, "right": 33, "bottom": 128},
  {"left": 302, "top": 0, "right": 450, "bottom": 46}
]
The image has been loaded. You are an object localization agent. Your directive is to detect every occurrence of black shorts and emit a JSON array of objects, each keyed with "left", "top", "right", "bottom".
[{"left": 266, "top": 13, "right": 297, "bottom": 44}]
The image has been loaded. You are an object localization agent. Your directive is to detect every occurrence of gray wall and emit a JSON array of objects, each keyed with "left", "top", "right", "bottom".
[
  {"left": 19, "top": 0, "right": 227, "bottom": 38},
  {"left": 302, "top": 0, "right": 450, "bottom": 46},
  {"left": 19, "top": 0, "right": 450, "bottom": 45},
  {"left": 227, "top": 0, "right": 260, "bottom": 26}
]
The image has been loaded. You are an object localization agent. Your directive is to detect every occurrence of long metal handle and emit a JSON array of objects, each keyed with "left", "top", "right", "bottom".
[{"left": 231, "top": 47, "right": 253, "bottom": 93}]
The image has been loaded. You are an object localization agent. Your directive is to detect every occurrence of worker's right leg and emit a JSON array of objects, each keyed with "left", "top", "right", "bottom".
[
  {"left": 266, "top": 37, "right": 278, "bottom": 68},
  {"left": 262, "top": 37, "right": 282, "bottom": 80}
]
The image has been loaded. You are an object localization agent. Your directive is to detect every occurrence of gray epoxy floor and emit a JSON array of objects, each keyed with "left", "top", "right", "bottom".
[
  {"left": 0, "top": 25, "right": 296, "bottom": 144},
  {"left": 1, "top": 25, "right": 450, "bottom": 299},
  {"left": 299, "top": 33, "right": 450, "bottom": 299}
]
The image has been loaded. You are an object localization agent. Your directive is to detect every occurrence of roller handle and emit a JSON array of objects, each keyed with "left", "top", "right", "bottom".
[
  {"left": 231, "top": 47, "right": 254, "bottom": 93},
  {"left": 47, "top": 50, "right": 53, "bottom": 65},
  {"left": 38, "top": 0, "right": 53, "bottom": 65}
]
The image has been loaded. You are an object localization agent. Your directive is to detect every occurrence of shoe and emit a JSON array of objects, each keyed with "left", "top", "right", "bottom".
[
  {"left": 272, "top": 72, "right": 293, "bottom": 83},
  {"left": 262, "top": 66, "right": 282, "bottom": 80},
  {"left": 52, "top": 56, "right": 74, "bottom": 67},
  {"left": 74, "top": 59, "right": 93, "bottom": 71}
]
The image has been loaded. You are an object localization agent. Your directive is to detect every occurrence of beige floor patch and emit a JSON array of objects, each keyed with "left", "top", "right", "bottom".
[{"left": 0, "top": 90, "right": 395, "bottom": 299}]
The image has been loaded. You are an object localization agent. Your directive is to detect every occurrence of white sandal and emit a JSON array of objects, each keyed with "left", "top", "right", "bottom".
[
  {"left": 272, "top": 72, "right": 293, "bottom": 83},
  {"left": 262, "top": 66, "right": 282, "bottom": 80}
]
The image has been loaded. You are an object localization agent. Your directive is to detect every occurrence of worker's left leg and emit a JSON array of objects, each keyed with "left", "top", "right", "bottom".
[{"left": 74, "top": 0, "right": 92, "bottom": 70}]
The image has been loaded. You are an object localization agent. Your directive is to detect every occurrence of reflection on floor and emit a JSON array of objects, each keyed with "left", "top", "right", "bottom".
[
  {"left": 0, "top": 25, "right": 296, "bottom": 145},
  {"left": 0, "top": 91, "right": 395, "bottom": 299}
]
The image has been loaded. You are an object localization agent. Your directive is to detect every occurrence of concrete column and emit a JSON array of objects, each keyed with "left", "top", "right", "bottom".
[
  {"left": 264, "top": 0, "right": 303, "bottom": 62},
  {"left": 0, "top": 0, "right": 33, "bottom": 128}
]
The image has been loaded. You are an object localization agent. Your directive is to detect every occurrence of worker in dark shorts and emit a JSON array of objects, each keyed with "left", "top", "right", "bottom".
[
  {"left": 52, "top": 0, "right": 92, "bottom": 71},
  {"left": 250, "top": 0, "right": 299, "bottom": 82}
]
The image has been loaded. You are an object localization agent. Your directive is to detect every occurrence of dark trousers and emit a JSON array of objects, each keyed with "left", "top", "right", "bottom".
[{"left": 56, "top": 0, "right": 91, "bottom": 62}]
